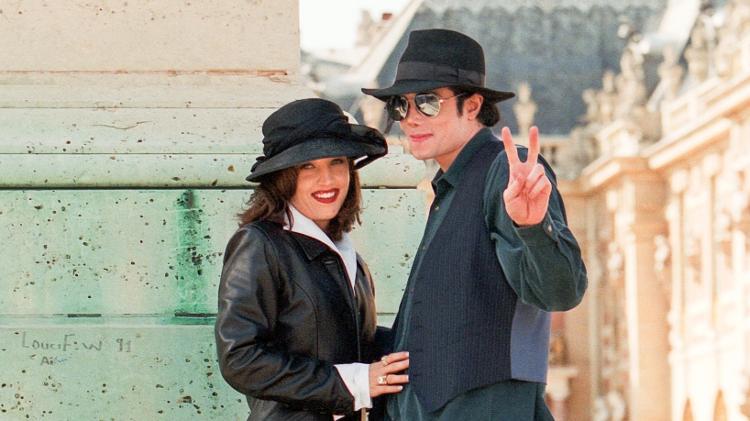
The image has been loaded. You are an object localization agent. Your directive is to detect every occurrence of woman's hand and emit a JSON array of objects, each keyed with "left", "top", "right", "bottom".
[{"left": 369, "top": 351, "right": 409, "bottom": 398}]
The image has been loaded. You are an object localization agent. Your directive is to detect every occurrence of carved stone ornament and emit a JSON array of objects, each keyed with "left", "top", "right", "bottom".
[
  {"left": 582, "top": 88, "right": 600, "bottom": 126},
  {"left": 548, "top": 331, "right": 568, "bottom": 366},
  {"left": 730, "top": 170, "right": 750, "bottom": 228},
  {"left": 737, "top": 0, "right": 750, "bottom": 36},
  {"left": 513, "top": 81, "right": 537, "bottom": 137},
  {"left": 606, "top": 241, "right": 624, "bottom": 287},
  {"left": 684, "top": 233, "right": 702, "bottom": 283},
  {"left": 685, "top": 18, "right": 711, "bottom": 83},
  {"left": 654, "top": 235, "right": 670, "bottom": 272},
  {"left": 607, "top": 390, "right": 627, "bottom": 421},
  {"left": 715, "top": 28, "right": 737, "bottom": 78},
  {"left": 597, "top": 70, "right": 618, "bottom": 125},
  {"left": 716, "top": 0, "right": 750, "bottom": 77},
  {"left": 593, "top": 396, "right": 610, "bottom": 421},
  {"left": 559, "top": 126, "right": 597, "bottom": 178},
  {"left": 601, "top": 324, "right": 617, "bottom": 370},
  {"left": 716, "top": 207, "right": 733, "bottom": 256},
  {"left": 654, "top": 234, "right": 672, "bottom": 301},
  {"left": 658, "top": 45, "right": 684, "bottom": 101},
  {"left": 615, "top": 47, "right": 647, "bottom": 119}
]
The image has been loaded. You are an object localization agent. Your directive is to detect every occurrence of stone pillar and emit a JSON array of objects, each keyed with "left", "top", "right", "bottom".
[
  {"left": 666, "top": 170, "right": 688, "bottom": 421},
  {"left": 0, "top": 2, "right": 310, "bottom": 419},
  {"left": 618, "top": 171, "right": 671, "bottom": 420},
  {"left": 554, "top": 181, "right": 592, "bottom": 421}
]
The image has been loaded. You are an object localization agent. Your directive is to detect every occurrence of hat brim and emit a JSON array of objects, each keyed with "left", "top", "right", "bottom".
[
  {"left": 362, "top": 79, "right": 515, "bottom": 103},
  {"left": 246, "top": 125, "right": 387, "bottom": 182}
]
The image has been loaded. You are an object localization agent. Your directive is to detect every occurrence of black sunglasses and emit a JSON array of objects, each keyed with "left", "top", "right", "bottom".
[{"left": 386, "top": 92, "right": 467, "bottom": 121}]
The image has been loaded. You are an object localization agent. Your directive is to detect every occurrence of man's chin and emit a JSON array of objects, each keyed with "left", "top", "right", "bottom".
[{"left": 408, "top": 148, "right": 431, "bottom": 161}]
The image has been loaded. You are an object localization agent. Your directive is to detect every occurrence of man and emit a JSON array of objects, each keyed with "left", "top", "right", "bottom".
[{"left": 361, "top": 29, "right": 587, "bottom": 420}]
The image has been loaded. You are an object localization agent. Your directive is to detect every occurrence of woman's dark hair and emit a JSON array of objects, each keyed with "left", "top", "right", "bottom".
[
  {"left": 238, "top": 160, "right": 362, "bottom": 241},
  {"left": 451, "top": 87, "right": 501, "bottom": 127}
]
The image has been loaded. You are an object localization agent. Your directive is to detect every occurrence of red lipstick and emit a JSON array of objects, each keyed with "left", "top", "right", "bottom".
[{"left": 312, "top": 189, "right": 339, "bottom": 204}]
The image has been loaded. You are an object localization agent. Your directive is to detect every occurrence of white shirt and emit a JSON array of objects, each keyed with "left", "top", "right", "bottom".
[{"left": 284, "top": 205, "right": 372, "bottom": 415}]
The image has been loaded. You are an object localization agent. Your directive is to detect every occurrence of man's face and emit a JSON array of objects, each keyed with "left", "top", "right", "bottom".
[{"left": 397, "top": 87, "right": 478, "bottom": 169}]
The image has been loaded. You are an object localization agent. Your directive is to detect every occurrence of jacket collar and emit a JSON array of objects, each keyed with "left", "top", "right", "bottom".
[
  {"left": 284, "top": 205, "right": 338, "bottom": 261},
  {"left": 284, "top": 206, "right": 358, "bottom": 289},
  {"left": 284, "top": 207, "right": 361, "bottom": 307},
  {"left": 291, "top": 232, "right": 330, "bottom": 261}
]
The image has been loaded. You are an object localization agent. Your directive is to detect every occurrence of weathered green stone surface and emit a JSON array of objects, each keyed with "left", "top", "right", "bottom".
[
  {"left": 0, "top": 189, "right": 424, "bottom": 316},
  {"left": 0, "top": 320, "right": 248, "bottom": 420},
  {"left": 0, "top": 184, "right": 425, "bottom": 419}
]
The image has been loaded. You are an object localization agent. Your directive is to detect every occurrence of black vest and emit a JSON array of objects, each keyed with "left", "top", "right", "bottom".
[{"left": 407, "top": 139, "right": 538, "bottom": 412}]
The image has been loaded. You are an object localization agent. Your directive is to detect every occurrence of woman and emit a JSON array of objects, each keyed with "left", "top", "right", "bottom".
[{"left": 215, "top": 98, "right": 408, "bottom": 421}]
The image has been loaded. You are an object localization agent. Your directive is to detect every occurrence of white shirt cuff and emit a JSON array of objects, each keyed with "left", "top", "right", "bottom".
[{"left": 334, "top": 363, "right": 372, "bottom": 411}]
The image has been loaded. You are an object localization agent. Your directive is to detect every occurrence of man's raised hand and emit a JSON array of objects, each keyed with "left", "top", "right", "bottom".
[{"left": 501, "top": 126, "right": 552, "bottom": 226}]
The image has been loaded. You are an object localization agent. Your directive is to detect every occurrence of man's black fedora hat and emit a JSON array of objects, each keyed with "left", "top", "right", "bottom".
[
  {"left": 362, "top": 29, "right": 515, "bottom": 103},
  {"left": 246, "top": 98, "right": 387, "bottom": 182}
]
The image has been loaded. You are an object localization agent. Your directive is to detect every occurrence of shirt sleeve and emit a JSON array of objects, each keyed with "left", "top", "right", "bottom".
[
  {"left": 334, "top": 363, "right": 372, "bottom": 411},
  {"left": 483, "top": 147, "right": 588, "bottom": 311}
]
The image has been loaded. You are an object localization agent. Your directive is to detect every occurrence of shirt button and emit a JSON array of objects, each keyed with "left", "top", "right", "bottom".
[
  {"left": 546, "top": 224, "right": 553, "bottom": 233},
  {"left": 434, "top": 205, "right": 440, "bottom": 211}
]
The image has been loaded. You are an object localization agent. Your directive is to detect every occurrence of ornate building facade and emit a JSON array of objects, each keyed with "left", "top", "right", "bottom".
[{"left": 556, "top": 0, "right": 750, "bottom": 419}]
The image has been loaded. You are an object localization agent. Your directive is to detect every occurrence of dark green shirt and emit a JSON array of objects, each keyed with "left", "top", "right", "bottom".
[{"left": 385, "top": 128, "right": 585, "bottom": 421}]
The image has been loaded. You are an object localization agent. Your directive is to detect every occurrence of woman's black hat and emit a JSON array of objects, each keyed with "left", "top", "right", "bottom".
[
  {"left": 361, "top": 29, "right": 515, "bottom": 103},
  {"left": 246, "top": 98, "right": 387, "bottom": 182}
]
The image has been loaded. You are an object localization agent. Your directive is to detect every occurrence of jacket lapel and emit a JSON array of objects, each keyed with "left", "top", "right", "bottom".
[
  {"left": 290, "top": 232, "right": 328, "bottom": 261},
  {"left": 290, "top": 232, "right": 357, "bottom": 315}
]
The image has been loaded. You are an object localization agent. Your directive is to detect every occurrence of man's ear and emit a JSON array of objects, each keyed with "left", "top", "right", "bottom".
[{"left": 464, "top": 93, "right": 483, "bottom": 120}]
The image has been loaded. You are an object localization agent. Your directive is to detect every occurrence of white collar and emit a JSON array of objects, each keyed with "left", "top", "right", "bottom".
[{"left": 285, "top": 205, "right": 358, "bottom": 290}]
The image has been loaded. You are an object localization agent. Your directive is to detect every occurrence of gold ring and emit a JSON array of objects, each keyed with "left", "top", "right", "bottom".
[
  {"left": 377, "top": 375, "right": 388, "bottom": 385},
  {"left": 381, "top": 355, "right": 389, "bottom": 366}
]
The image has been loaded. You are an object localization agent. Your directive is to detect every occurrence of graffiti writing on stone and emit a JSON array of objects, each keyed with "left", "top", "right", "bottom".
[{"left": 18, "top": 331, "right": 134, "bottom": 366}]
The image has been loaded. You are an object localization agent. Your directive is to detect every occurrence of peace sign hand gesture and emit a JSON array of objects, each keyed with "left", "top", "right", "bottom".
[{"left": 501, "top": 126, "right": 552, "bottom": 227}]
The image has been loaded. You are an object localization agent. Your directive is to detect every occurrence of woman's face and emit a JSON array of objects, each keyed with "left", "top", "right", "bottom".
[{"left": 290, "top": 156, "right": 350, "bottom": 231}]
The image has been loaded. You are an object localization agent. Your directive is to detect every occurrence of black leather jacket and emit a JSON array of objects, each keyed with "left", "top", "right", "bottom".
[{"left": 215, "top": 221, "right": 385, "bottom": 421}]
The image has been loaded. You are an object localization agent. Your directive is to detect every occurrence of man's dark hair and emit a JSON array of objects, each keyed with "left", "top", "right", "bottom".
[{"left": 450, "top": 87, "right": 501, "bottom": 127}]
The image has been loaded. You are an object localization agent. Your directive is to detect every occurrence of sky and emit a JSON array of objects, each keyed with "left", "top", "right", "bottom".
[{"left": 299, "top": 0, "right": 409, "bottom": 51}]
